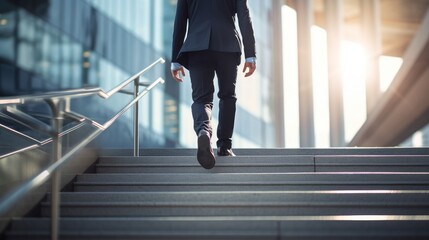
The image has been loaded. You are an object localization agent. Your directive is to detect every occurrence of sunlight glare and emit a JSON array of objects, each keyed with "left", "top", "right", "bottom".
[
  {"left": 311, "top": 26, "right": 330, "bottom": 147},
  {"left": 379, "top": 56, "right": 403, "bottom": 92},
  {"left": 280, "top": 5, "right": 405, "bottom": 147},
  {"left": 341, "top": 42, "right": 366, "bottom": 83},
  {"left": 282, "top": 5, "right": 300, "bottom": 147},
  {"left": 341, "top": 41, "right": 367, "bottom": 142}
]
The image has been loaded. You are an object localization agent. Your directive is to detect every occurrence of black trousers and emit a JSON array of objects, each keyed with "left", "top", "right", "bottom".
[{"left": 187, "top": 51, "right": 239, "bottom": 149}]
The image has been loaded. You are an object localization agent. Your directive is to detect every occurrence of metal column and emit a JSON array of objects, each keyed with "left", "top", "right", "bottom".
[
  {"left": 47, "top": 99, "right": 65, "bottom": 240},
  {"left": 133, "top": 78, "right": 140, "bottom": 157},
  {"left": 296, "top": 0, "right": 315, "bottom": 147},
  {"left": 361, "top": 0, "right": 381, "bottom": 114},
  {"left": 325, "top": 0, "right": 345, "bottom": 147}
]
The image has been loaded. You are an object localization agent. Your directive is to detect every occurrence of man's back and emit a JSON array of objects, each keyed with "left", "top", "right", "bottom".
[
  {"left": 172, "top": 0, "right": 255, "bottom": 67},
  {"left": 178, "top": 0, "right": 240, "bottom": 54}
]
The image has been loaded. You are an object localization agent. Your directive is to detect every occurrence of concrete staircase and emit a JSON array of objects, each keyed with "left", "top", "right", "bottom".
[{"left": 4, "top": 148, "right": 429, "bottom": 239}]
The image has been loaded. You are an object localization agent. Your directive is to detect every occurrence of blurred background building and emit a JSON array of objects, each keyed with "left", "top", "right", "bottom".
[{"left": 1, "top": 0, "right": 428, "bottom": 149}]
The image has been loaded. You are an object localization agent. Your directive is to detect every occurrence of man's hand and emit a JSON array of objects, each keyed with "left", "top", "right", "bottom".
[
  {"left": 171, "top": 67, "right": 185, "bottom": 83},
  {"left": 242, "top": 62, "right": 256, "bottom": 77}
]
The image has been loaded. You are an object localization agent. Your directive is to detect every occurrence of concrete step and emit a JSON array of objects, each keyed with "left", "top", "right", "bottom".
[
  {"left": 6, "top": 217, "right": 429, "bottom": 240},
  {"left": 74, "top": 173, "right": 429, "bottom": 192},
  {"left": 96, "top": 155, "right": 429, "bottom": 173},
  {"left": 95, "top": 164, "right": 313, "bottom": 173},
  {"left": 99, "top": 147, "right": 429, "bottom": 157},
  {"left": 315, "top": 155, "right": 429, "bottom": 172},
  {"left": 96, "top": 156, "right": 314, "bottom": 173},
  {"left": 98, "top": 155, "right": 313, "bottom": 164},
  {"left": 40, "top": 191, "right": 429, "bottom": 217},
  {"left": 5, "top": 147, "right": 429, "bottom": 239}
]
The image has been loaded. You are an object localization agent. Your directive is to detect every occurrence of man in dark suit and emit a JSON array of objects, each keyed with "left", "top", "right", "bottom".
[{"left": 171, "top": 0, "right": 256, "bottom": 169}]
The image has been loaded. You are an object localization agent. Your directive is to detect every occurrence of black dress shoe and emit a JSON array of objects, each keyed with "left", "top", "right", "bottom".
[
  {"left": 217, "top": 147, "right": 236, "bottom": 157},
  {"left": 197, "top": 130, "right": 216, "bottom": 169}
]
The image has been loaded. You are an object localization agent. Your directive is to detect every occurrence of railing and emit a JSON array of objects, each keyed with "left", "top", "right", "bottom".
[{"left": 0, "top": 57, "right": 165, "bottom": 240}]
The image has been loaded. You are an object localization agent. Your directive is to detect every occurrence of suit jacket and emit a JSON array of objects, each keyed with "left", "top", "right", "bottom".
[{"left": 172, "top": 0, "right": 256, "bottom": 68}]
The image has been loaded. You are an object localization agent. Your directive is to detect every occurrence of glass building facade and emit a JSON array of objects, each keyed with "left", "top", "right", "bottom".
[{"left": 0, "top": 0, "right": 283, "bottom": 149}]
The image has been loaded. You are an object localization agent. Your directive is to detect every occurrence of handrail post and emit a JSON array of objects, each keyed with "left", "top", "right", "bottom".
[
  {"left": 133, "top": 76, "right": 140, "bottom": 157},
  {"left": 46, "top": 99, "right": 64, "bottom": 240}
]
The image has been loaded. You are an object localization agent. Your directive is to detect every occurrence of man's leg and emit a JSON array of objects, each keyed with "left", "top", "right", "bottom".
[
  {"left": 214, "top": 52, "right": 238, "bottom": 152},
  {"left": 188, "top": 51, "right": 216, "bottom": 137},
  {"left": 188, "top": 51, "right": 216, "bottom": 168}
]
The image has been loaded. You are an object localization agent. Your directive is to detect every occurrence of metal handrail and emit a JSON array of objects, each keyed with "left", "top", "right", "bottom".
[
  {"left": 0, "top": 77, "right": 165, "bottom": 212},
  {"left": 0, "top": 57, "right": 165, "bottom": 105},
  {"left": 0, "top": 121, "right": 86, "bottom": 159},
  {"left": 99, "top": 58, "right": 165, "bottom": 98},
  {"left": 0, "top": 58, "right": 166, "bottom": 240},
  {"left": 0, "top": 58, "right": 165, "bottom": 158},
  {"left": 0, "top": 57, "right": 165, "bottom": 156},
  {"left": 0, "top": 88, "right": 100, "bottom": 105}
]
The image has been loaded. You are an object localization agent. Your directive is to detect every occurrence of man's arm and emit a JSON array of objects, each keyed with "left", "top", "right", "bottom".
[
  {"left": 236, "top": 0, "right": 256, "bottom": 59},
  {"left": 243, "top": 57, "right": 256, "bottom": 77},
  {"left": 237, "top": 0, "right": 256, "bottom": 77},
  {"left": 172, "top": 0, "right": 188, "bottom": 62},
  {"left": 171, "top": 0, "right": 188, "bottom": 82}
]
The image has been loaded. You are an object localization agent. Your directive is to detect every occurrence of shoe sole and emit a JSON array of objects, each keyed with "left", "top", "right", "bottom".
[
  {"left": 197, "top": 134, "right": 216, "bottom": 169},
  {"left": 217, "top": 153, "right": 236, "bottom": 157}
]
